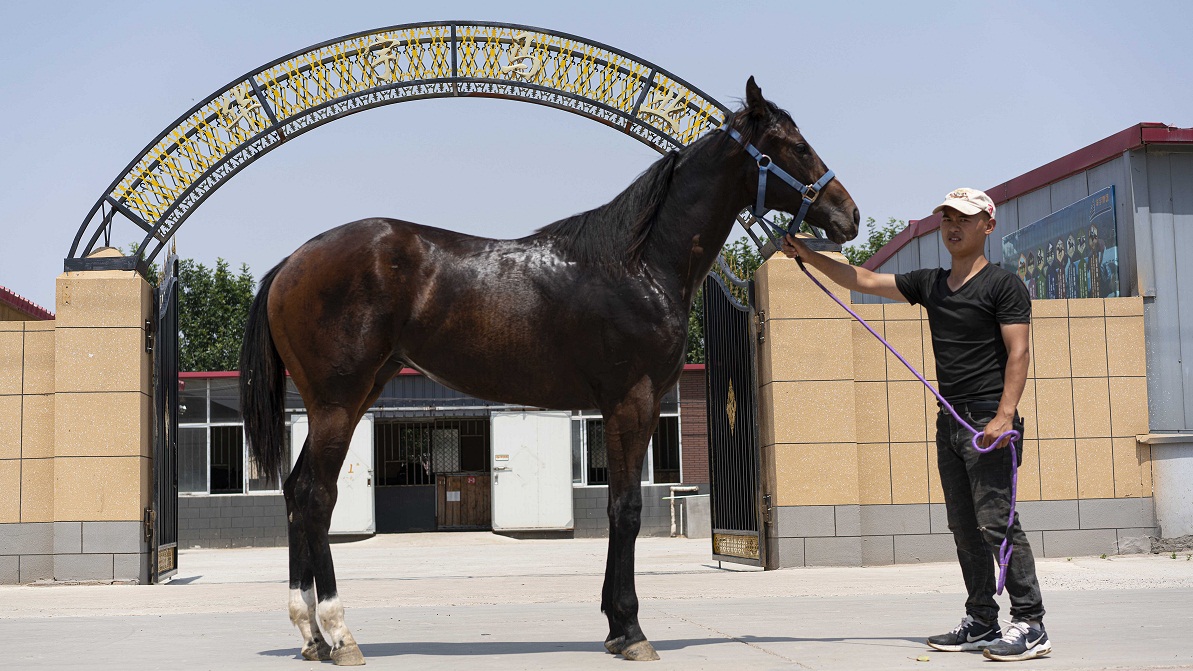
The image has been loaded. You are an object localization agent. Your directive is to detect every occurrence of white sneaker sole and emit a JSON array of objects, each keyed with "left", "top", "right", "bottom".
[
  {"left": 983, "top": 642, "right": 1053, "bottom": 661},
  {"left": 926, "top": 640, "right": 996, "bottom": 652}
]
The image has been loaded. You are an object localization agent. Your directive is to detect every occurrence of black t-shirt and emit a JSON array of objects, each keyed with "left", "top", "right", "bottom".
[{"left": 895, "top": 264, "right": 1031, "bottom": 404}]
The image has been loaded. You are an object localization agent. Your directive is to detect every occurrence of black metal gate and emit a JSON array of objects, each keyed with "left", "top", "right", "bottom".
[
  {"left": 150, "top": 253, "right": 180, "bottom": 583},
  {"left": 702, "top": 271, "right": 765, "bottom": 567}
]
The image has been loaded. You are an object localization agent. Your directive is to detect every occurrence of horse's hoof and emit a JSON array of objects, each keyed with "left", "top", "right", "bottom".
[
  {"left": 301, "top": 640, "right": 332, "bottom": 661},
  {"left": 621, "top": 640, "right": 660, "bottom": 661},
  {"left": 604, "top": 636, "right": 626, "bottom": 654},
  {"left": 331, "top": 643, "right": 366, "bottom": 666}
]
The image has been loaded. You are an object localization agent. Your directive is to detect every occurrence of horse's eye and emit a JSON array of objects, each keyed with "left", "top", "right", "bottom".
[{"left": 794, "top": 143, "right": 809, "bottom": 155}]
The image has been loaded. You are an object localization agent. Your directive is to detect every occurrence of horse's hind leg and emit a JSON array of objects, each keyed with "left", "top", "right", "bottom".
[
  {"left": 284, "top": 442, "right": 332, "bottom": 661},
  {"left": 600, "top": 380, "right": 662, "bottom": 661},
  {"left": 302, "top": 405, "right": 367, "bottom": 666}
]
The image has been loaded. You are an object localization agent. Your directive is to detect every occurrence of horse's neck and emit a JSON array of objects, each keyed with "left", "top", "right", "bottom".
[{"left": 646, "top": 139, "right": 749, "bottom": 303}]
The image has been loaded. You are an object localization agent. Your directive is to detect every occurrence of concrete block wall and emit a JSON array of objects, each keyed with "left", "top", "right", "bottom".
[
  {"left": 754, "top": 255, "right": 1154, "bottom": 568},
  {"left": 573, "top": 484, "right": 708, "bottom": 538},
  {"left": 178, "top": 494, "right": 288, "bottom": 548}
]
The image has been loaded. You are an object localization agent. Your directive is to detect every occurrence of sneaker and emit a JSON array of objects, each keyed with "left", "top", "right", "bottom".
[
  {"left": 926, "top": 615, "right": 1002, "bottom": 652},
  {"left": 983, "top": 620, "right": 1052, "bottom": 661}
]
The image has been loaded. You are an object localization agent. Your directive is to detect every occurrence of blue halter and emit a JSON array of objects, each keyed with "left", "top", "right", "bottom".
[{"left": 721, "top": 123, "right": 836, "bottom": 247}]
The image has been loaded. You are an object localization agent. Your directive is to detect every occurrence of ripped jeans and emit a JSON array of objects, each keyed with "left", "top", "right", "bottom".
[{"left": 937, "top": 403, "right": 1045, "bottom": 624}]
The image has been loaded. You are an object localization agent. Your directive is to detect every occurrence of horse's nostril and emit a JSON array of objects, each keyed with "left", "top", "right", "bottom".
[{"left": 852, "top": 207, "right": 861, "bottom": 227}]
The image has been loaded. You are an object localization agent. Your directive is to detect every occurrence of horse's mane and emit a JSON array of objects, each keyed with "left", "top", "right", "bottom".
[
  {"left": 536, "top": 98, "right": 795, "bottom": 269},
  {"left": 536, "top": 150, "right": 680, "bottom": 268}
]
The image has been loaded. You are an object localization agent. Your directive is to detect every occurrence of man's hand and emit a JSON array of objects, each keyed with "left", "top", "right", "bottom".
[
  {"left": 781, "top": 234, "right": 808, "bottom": 260},
  {"left": 980, "top": 411, "right": 1017, "bottom": 449}
]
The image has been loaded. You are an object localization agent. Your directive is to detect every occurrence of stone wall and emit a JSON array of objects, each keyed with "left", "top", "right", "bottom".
[{"left": 755, "top": 255, "right": 1153, "bottom": 568}]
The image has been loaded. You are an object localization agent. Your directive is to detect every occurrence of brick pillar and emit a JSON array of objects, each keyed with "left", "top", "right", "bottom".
[
  {"left": 53, "top": 253, "right": 153, "bottom": 583},
  {"left": 755, "top": 252, "right": 861, "bottom": 568}
]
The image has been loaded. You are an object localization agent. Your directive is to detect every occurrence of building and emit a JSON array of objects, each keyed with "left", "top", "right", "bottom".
[
  {"left": 175, "top": 365, "right": 709, "bottom": 548},
  {"left": 0, "top": 286, "right": 52, "bottom": 321},
  {"left": 860, "top": 122, "right": 1193, "bottom": 541}
]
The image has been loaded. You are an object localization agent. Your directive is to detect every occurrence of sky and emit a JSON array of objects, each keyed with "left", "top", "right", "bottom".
[{"left": 2, "top": 0, "right": 1191, "bottom": 311}]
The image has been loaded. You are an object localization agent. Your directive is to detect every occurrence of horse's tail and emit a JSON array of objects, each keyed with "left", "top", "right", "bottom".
[{"left": 239, "top": 260, "right": 287, "bottom": 480}]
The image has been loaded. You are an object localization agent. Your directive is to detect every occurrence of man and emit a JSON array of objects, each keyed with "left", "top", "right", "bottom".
[{"left": 781, "top": 188, "right": 1051, "bottom": 662}]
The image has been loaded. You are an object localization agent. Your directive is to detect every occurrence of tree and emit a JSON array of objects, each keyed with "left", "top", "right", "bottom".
[
  {"left": 132, "top": 244, "right": 256, "bottom": 372},
  {"left": 685, "top": 236, "right": 763, "bottom": 364},
  {"left": 842, "top": 217, "right": 908, "bottom": 266}
]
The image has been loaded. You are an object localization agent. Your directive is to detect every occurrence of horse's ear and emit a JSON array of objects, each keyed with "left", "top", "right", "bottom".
[{"left": 745, "top": 76, "right": 766, "bottom": 117}]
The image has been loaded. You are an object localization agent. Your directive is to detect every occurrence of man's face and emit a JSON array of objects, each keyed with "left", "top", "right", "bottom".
[
  {"left": 1089, "top": 225, "right": 1100, "bottom": 249},
  {"left": 1055, "top": 239, "right": 1065, "bottom": 263},
  {"left": 1077, "top": 232, "right": 1087, "bottom": 254},
  {"left": 939, "top": 207, "right": 994, "bottom": 257},
  {"left": 1066, "top": 235, "right": 1076, "bottom": 259}
]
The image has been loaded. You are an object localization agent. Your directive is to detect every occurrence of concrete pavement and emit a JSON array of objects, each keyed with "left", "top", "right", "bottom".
[{"left": 2, "top": 533, "right": 1192, "bottom": 670}]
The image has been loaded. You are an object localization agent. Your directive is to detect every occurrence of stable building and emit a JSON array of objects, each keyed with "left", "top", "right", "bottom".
[{"left": 174, "top": 366, "right": 709, "bottom": 548}]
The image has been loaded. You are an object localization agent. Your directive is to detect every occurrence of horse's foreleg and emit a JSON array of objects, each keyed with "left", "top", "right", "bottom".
[
  {"left": 304, "top": 409, "right": 366, "bottom": 666},
  {"left": 600, "top": 384, "right": 662, "bottom": 662},
  {"left": 284, "top": 443, "right": 332, "bottom": 661}
]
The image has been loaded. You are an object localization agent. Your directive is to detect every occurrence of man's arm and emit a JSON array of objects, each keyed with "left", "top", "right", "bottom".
[
  {"left": 981, "top": 322, "right": 1030, "bottom": 448},
  {"left": 781, "top": 234, "right": 908, "bottom": 303}
]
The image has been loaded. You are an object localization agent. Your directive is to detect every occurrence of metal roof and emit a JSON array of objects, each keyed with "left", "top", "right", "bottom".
[{"left": 863, "top": 123, "right": 1193, "bottom": 270}]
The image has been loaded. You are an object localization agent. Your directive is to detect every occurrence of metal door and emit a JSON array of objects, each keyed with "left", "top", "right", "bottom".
[
  {"left": 702, "top": 271, "right": 765, "bottom": 567},
  {"left": 490, "top": 411, "right": 574, "bottom": 531},
  {"left": 291, "top": 414, "right": 376, "bottom": 535},
  {"left": 150, "top": 253, "right": 179, "bottom": 583}
]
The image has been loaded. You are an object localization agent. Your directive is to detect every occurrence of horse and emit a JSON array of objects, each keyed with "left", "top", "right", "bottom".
[{"left": 239, "top": 76, "right": 859, "bottom": 665}]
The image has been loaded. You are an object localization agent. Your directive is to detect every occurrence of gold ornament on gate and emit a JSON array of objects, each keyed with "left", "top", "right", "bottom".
[
  {"left": 639, "top": 87, "right": 688, "bottom": 134},
  {"left": 368, "top": 36, "right": 403, "bottom": 81},
  {"left": 218, "top": 86, "right": 261, "bottom": 128},
  {"left": 500, "top": 31, "right": 542, "bottom": 79},
  {"left": 726, "top": 380, "right": 737, "bottom": 435}
]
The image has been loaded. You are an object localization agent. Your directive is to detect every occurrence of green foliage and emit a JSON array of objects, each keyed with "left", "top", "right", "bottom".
[
  {"left": 842, "top": 217, "right": 908, "bottom": 266},
  {"left": 685, "top": 236, "right": 763, "bottom": 364},
  {"left": 130, "top": 244, "right": 256, "bottom": 372}
]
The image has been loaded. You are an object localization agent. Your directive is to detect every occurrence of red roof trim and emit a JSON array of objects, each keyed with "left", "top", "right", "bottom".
[
  {"left": 863, "top": 122, "right": 1189, "bottom": 270},
  {"left": 683, "top": 363, "right": 706, "bottom": 371},
  {"left": 0, "top": 286, "right": 54, "bottom": 320}
]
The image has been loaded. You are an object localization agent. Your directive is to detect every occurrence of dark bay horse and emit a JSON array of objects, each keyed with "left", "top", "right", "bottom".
[{"left": 239, "top": 77, "right": 859, "bottom": 665}]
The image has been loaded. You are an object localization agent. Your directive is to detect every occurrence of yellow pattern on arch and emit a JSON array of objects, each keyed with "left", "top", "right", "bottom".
[{"left": 96, "top": 22, "right": 729, "bottom": 247}]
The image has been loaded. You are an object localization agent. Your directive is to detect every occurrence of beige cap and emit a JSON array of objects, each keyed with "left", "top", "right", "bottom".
[{"left": 933, "top": 187, "right": 996, "bottom": 218}]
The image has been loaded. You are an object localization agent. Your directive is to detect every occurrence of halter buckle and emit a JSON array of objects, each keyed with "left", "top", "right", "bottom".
[
  {"left": 803, "top": 183, "right": 821, "bottom": 204},
  {"left": 757, "top": 154, "right": 772, "bottom": 168}
]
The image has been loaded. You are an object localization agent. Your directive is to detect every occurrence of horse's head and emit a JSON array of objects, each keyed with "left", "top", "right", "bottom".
[{"left": 727, "top": 77, "right": 860, "bottom": 244}]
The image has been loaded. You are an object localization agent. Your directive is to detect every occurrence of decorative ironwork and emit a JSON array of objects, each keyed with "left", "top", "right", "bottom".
[
  {"left": 151, "top": 253, "right": 180, "bottom": 583},
  {"left": 66, "top": 21, "right": 742, "bottom": 268},
  {"left": 704, "top": 271, "right": 765, "bottom": 567},
  {"left": 713, "top": 532, "right": 759, "bottom": 561}
]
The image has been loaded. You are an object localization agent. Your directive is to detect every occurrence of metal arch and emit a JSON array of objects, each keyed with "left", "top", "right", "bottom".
[{"left": 67, "top": 20, "right": 768, "bottom": 269}]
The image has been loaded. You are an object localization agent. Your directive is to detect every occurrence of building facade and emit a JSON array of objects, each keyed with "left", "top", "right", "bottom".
[{"left": 176, "top": 366, "right": 709, "bottom": 548}]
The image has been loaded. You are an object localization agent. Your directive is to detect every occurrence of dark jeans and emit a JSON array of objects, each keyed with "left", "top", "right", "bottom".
[{"left": 937, "top": 404, "right": 1045, "bottom": 624}]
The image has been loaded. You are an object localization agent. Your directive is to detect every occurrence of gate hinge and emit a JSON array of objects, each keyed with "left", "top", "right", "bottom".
[
  {"left": 144, "top": 319, "right": 155, "bottom": 353},
  {"left": 755, "top": 310, "right": 766, "bottom": 344},
  {"left": 144, "top": 507, "right": 156, "bottom": 540},
  {"left": 762, "top": 494, "right": 772, "bottom": 525}
]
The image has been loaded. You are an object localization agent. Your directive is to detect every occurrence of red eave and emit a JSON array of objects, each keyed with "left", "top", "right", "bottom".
[
  {"left": 683, "top": 363, "right": 705, "bottom": 371},
  {"left": 863, "top": 122, "right": 1190, "bottom": 271},
  {"left": 0, "top": 286, "right": 54, "bottom": 320}
]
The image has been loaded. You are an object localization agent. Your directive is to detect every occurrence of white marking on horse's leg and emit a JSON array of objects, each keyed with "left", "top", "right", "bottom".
[
  {"left": 316, "top": 596, "right": 358, "bottom": 650},
  {"left": 290, "top": 587, "right": 328, "bottom": 652}
]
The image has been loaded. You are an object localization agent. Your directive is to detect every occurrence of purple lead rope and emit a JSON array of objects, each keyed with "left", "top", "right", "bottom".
[{"left": 792, "top": 256, "right": 1021, "bottom": 595}]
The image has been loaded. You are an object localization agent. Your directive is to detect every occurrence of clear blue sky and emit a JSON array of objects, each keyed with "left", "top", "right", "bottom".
[{"left": 2, "top": 0, "right": 1190, "bottom": 311}]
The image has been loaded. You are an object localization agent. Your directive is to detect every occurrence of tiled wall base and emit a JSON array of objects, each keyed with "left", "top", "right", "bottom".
[
  {"left": 0, "top": 521, "right": 150, "bottom": 584},
  {"left": 769, "top": 498, "right": 1156, "bottom": 568},
  {"left": 178, "top": 494, "right": 288, "bottom": 549},
  {"left": 573, "top": 484, "right": 708, "bottom": 538}
]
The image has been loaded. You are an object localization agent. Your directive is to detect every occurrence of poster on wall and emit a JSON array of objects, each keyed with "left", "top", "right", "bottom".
[{"left": 1000, "top": 186, "right": 1119, "bottom": 299}]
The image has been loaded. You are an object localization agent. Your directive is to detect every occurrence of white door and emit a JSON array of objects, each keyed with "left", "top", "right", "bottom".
[
  {"left": 490, "top": 411, "right": 574, "bottom": 531},
  {"left": 290, "top": 414, "right": 376, "bottom": 535}
]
